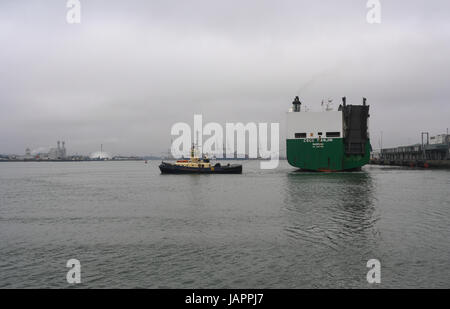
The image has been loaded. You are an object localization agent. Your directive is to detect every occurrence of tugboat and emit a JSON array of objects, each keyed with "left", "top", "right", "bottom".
[{"left": 159, "top": 144, "right": 242, "bottom": 174}]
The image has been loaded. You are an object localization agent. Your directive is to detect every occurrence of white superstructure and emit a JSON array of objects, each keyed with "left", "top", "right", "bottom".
[{"left": 287, "top": 111, "right": 343, "bottom": 140}]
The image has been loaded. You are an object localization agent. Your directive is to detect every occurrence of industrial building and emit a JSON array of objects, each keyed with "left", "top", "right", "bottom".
[
  {"left": 36, "top": 141, "right": 67, "bottom": 160},
  {"left": 371, "top": 133, "right": 450, "bottom": 168}
]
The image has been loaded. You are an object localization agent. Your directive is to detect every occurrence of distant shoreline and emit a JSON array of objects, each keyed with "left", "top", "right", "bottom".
[{"left": 0, "top": 158, "right": 286, "bottom": 162}]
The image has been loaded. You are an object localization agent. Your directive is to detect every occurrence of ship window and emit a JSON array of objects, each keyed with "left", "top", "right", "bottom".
[
  {"left": 318, "top": 132, "right": 323, "bottom": 136},
  {"left": 326, "top": 132, "right": 340, "bottom": 137},
  {"left": 295, "top": 133, "right": 307, "bottom": 138}
]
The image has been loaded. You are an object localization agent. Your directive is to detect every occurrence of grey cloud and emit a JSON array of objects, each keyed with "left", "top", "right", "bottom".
[{"left": 0, "top": 0, "right": 449, "bottom": 155}]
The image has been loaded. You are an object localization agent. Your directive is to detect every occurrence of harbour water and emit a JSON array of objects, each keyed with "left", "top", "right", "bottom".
[{"left": 0, "top": 161, "right": 449, "bottom": 288}]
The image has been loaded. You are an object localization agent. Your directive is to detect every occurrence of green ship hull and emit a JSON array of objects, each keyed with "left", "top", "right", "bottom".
[{"left": 286, "top": 138, "right": 371, "bottom": 171}]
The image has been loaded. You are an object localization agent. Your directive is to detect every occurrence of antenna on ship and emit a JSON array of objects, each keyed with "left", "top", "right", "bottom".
[{"left": 325, "top": 98, "right": 333, "bottom": 111}]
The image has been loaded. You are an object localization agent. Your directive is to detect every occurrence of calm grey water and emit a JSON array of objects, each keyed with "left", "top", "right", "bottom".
[{"left": 0, "top": 161, "right": 449, "bottom": 288}]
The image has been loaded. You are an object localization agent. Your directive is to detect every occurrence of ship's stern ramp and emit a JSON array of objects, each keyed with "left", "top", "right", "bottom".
[{"left": 341, "top": 105, "right": 370, "bottom": 155}]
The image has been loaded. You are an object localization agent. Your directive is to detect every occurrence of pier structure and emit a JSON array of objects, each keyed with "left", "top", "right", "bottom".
[{"left": 371, "top": 133, "right": 450, "bottom": 168}]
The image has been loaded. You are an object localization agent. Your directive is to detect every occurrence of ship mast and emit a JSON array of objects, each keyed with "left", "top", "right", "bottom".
[{"left": 191, "top": 131, "right": 199, "bottom": 162}]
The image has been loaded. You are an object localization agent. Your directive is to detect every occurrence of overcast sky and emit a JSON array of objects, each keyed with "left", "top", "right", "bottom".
[{"left": 1, "top": 0, "right": 449, "bottom": 156}]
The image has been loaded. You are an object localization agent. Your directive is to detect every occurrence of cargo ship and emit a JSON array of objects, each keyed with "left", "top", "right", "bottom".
[{"left": 286, "top": 96, "right": 371, "bottom": 172}]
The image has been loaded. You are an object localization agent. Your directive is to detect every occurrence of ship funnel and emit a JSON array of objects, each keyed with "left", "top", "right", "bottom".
[
  {"left": 292, "top": 96, "right": 302, "bottom": 112},
  {"left": 342, "top": 97, "right": 346, "bottom": 106},
  {"left": 363, "top": 97, "right": 367, "bottom": 106}
]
